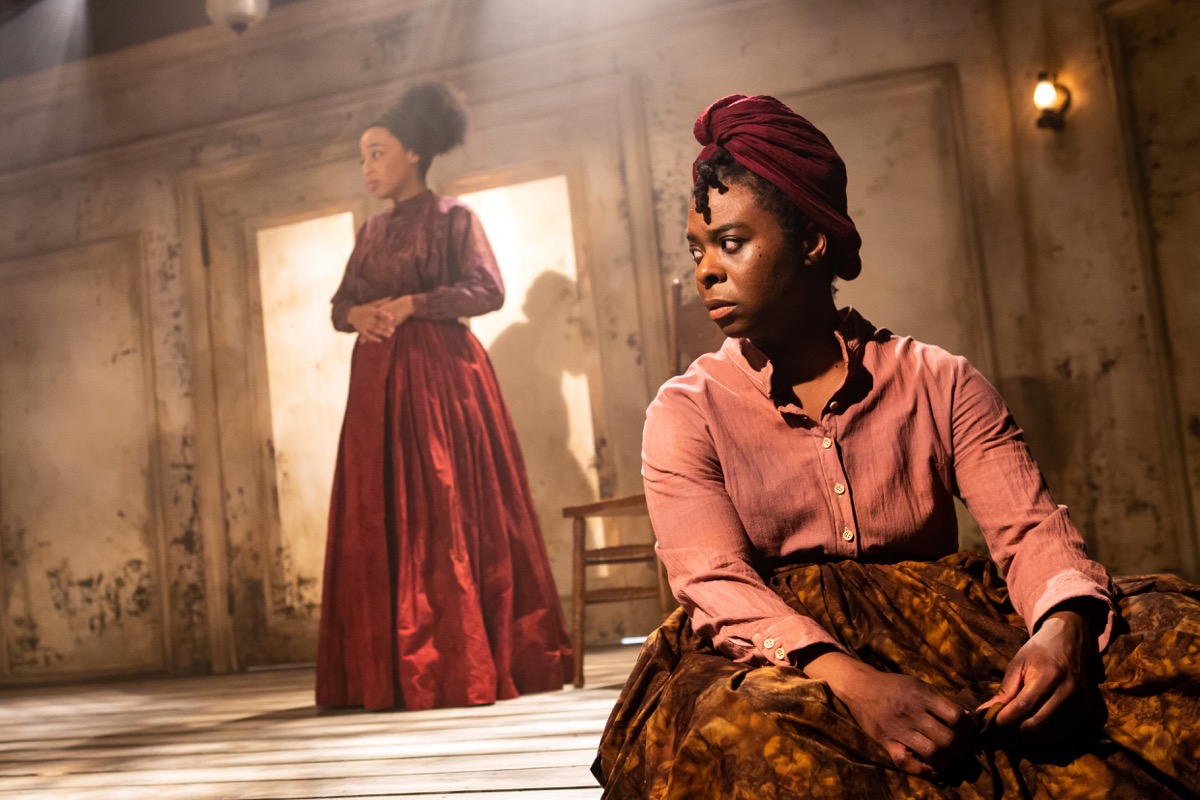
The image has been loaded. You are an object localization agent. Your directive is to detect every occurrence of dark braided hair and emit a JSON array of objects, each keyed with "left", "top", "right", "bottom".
[
  {"left": 373, "top": 81, "right": 467, "bottom": 176},
  {"left": 692, "top": 148, "right": 812, "bottom": 252}
]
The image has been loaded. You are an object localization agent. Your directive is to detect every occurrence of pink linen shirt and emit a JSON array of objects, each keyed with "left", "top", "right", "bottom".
[{"left": 643, "top": 308, "right": 1115, "bottom": 668}]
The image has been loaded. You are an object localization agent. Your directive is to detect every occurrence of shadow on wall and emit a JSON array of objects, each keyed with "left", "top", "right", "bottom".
[{"left": 486, "top": 271, "right": 595, "bottom": 562}]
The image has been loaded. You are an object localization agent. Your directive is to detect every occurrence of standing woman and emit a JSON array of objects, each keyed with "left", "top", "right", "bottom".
[{"left": 317, "top": 82, "right": 572, "bottom": 711}]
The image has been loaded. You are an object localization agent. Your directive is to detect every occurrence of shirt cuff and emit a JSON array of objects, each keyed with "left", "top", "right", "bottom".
[
  {"left": 410, "top": 292, "right": 430, "bottom": 318},
  {"left": 1027, "top": 569, "right": 1116, "bottom": 651},
  {"left": 748, "top": 615, "right": 848, "bottom": 666}
]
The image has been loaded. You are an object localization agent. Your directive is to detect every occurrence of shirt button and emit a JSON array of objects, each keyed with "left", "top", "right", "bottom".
[
  {"left": 763, "top": 637, "right": 775, "bottom": 649},
  {"left": 834, "top": 483, "right": 846, "bottom": 495},
  {"left": 775, "top": 647, "right": 787, "bottom": 661},
  {"left": 822, "top": 437, "right": 832, "bottom": 449},
  {"left": 842, "top": 529, "right": 855, "bottom": 542},
  {"left": 829, "top": 400, "right": 840, "bottom": 411}
]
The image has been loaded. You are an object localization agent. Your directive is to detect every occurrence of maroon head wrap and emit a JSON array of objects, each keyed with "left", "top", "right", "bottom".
[{"left": 693, "top": 94, "right": 862, "bottom": 280}]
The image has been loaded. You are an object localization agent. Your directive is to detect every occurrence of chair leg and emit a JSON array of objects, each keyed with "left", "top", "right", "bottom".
[{"left": 572, "top": 515, "right": 587, "bottom": 688}]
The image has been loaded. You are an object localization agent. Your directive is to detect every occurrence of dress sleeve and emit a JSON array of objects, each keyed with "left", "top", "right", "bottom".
[
  {"left": 410, "top": 206, "right": 505, "bottom": 320},
  {"left": 330, "top": 223, "right": 367, "bottom": 333},
  {"left": 643, "top": 384, "right": 848, "bottom": 667},
  {"left": 949, "top": 357, "right": 1116, "bottom": 649}
]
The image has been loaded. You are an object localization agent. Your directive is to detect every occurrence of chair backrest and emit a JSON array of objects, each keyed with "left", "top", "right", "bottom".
[{"left": 667, "top": 276, "right": 727, "bottom": 376}]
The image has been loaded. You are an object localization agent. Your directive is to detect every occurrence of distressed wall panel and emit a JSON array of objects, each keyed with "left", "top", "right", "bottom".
[
  {"left": 990, "top": 0, "right": 1195, "bottom": 576},
  {"left": 1110, "top": 0, "right": 1200, "bottom": 575},
  {"left": 0, "top": 236, "right": 165, "bottom": 678},
  {"left": 794, "top": 71, "right": 992, "bottom": 373}
]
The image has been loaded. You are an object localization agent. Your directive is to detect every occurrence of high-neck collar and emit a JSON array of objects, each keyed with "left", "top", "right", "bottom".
[{"left": 388, "top": 188, "right": 434, "bottom": 215}]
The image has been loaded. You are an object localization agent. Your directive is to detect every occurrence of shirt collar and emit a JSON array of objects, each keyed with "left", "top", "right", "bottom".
[{"left": 724, "top": 307, "right": 883, "bottom": 406}]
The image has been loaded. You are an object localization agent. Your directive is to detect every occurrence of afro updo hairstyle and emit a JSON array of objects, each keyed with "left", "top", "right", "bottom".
[{"left": 372, "top": 81, "right": 468, "bottom": 176}]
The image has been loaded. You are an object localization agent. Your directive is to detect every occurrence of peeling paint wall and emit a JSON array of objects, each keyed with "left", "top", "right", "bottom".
[
  {"left": 0, "top": 0, "right": 1194, "bottom": 679},
  {"left": 0, "top": 237, "right": 166, "bottom": 677},
  {"left": 990, "top": 0, "right": 1197, "bottom": 575},
  {"left": 1108, "top": 0, "right": 1200, "bottom": 575}
]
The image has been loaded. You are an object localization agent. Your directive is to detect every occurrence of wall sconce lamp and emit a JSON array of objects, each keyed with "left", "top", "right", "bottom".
[
  {"left": 1033, "top": 72, "right": 1071, "bottom": 130},
  {"left": 206, "top": 0, "right": 269, "bottom": 35}
]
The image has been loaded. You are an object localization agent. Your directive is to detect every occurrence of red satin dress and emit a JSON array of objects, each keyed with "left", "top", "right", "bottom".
[{"left": 316, "top": 190, "right": 573, "bottom": 710}]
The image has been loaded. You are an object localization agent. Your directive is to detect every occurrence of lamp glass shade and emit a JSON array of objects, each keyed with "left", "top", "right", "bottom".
[
  {"left": 206, "top": 0, "right": 269, "bottom": 33},
  {"left": 1033, "top": 79, "right": 1061, "bottom": 111}
]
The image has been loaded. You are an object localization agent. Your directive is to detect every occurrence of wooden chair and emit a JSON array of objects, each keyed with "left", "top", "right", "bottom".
[{"left": 564, "top": 277, "right": 725, "bottom": 688}]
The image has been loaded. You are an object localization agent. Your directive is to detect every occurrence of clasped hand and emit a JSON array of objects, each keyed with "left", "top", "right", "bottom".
[
  {"left": 805, "top": 609, "right": 1091, "bottom": 779},
  {"left": 347, "top": 296, "right": 415, "bottom": 343}
]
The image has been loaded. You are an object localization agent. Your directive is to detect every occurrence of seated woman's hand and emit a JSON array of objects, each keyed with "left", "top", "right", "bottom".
[
  {"left": 803, "top": 651, "right": 974, "bottom": 778},
  {"left": 983, "top": 608, "right": 1091, "bottom": 739},
  {"left": 347, "top": 300, "right": 395, "bottom": 343}
]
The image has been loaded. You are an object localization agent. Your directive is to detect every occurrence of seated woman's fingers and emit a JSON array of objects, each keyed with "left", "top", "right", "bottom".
[
  {"left": 995, "top": 671, "right": 1057, "bottom": 728},
  {"left": 886, "top": 741, "right": 937, "bottom": 779},
  {"left": 1018, "top": 678, "right": 1079, "bottom": 734},
  {"left": 901, "top": 727, "right": 940, "bottom": 762},
  {"left": 927, "top": 694, "right": 971, "bottom": 735},
  {"left": 913, "top": 712, "right": 957, "bottom": 751},
  {"left": 912, "top": 713, "right": 975, "bottom": 775},
  {"left": 909, "top": 684, "right": 973, "bottom": 753}
]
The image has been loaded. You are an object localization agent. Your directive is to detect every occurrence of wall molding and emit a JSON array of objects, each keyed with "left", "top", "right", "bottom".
[
  {"left": 0, "top": 233, "right": 172, "bottom": 681},
  {"left": 776, "top": 63, "right": 998, "bottom": 377}
]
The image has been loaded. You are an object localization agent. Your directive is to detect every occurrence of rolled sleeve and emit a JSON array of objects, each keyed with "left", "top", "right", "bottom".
[{"left": 949, "top": 357, "right": 1115, "bottom": 650}]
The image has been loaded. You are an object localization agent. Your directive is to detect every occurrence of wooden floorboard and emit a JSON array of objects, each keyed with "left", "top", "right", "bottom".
[{"left": 0, "top": 645, "right": 640, "bottom": 799}]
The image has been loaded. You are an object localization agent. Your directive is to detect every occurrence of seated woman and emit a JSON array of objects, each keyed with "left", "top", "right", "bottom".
[{"left": 594, "top": 94, "right": 1200, "bottom": 798}]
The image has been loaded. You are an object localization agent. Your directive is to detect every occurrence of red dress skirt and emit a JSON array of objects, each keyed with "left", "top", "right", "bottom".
[{"left": 316, "top": 318, "right": 573, "bottom": 710}]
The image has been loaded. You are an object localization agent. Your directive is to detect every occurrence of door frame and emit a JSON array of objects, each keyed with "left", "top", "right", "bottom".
[{"left": 179, "top": 139, "right": 364, "bottom": 672}]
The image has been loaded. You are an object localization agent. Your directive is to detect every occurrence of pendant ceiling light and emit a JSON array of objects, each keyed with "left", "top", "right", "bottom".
[{"left": 206, "top": 0, "right": 268, "bottom": 35}]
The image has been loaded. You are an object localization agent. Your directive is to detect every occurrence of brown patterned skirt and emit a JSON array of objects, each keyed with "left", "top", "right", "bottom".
[{"left": 594, "top": 552, "right": 1200, "bottom": 799}]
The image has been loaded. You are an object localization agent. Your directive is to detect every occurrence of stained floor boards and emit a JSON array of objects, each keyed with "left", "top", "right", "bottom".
[{"left": 0, "top": 645, "right": 640, "bottom": 799}]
